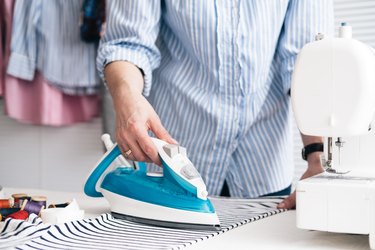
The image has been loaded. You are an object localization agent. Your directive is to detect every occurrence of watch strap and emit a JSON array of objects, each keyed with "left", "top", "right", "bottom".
[{"left": 302, "top": 143, "right": 324, "bottom": 161}]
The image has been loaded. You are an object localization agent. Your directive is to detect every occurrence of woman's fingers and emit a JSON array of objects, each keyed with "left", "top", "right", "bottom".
[
  {"left": 136, "top": 129, "right": 162, "bottom": 165},
  {"left": 150, "top": 114, "right": 178, "bottom": 144},
  {"left": 117, "top": 132, "right": 151, "bottom": 163}
]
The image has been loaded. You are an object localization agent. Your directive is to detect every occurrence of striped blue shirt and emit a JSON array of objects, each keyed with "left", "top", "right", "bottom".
[
  {"left": 97, "top": 0, "right": 333, "bottom": 198},
  {"left": 7, "top": 0, "right": 100, "bottom": 95}
]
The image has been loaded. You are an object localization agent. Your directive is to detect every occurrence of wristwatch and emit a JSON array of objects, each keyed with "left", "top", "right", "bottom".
[{"left": 301, "top": 143, "right": 324, "bottom": 161}]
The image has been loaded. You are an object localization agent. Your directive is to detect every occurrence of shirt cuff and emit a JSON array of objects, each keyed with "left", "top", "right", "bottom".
[
  {"left": 98, "top": 47, "right": 154, "bottom": 97},
  {"left": 7, "top": 52, "right": 36, "bottom": 81}
]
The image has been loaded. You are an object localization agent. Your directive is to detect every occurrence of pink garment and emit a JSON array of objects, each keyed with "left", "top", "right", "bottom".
[
  {"left": 4, "top": 72, "right": 100, "bottom": 126},
  {"left": 1, "top": 0, "right": 100, "bottom": 126}
]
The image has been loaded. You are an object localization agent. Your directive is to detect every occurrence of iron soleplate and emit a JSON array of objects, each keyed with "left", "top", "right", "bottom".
[{"left": 112, "top": 212, "right": 221, "bottom": 231}]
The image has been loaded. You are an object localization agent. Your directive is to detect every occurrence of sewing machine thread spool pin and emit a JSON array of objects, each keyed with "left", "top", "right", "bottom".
[
  {"left": 323, "top": 137, "right": 350, "bottom": 175},
  {"left": 326, "top": 137, "right": 333, "bottom": 168},
  {"left": 335, "top": 137, "right": 345, "bottom": 166}
]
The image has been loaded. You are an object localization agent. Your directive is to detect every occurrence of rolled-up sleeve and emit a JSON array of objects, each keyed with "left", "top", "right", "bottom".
[
  {"left": 7, "top": 0, "right": 41, "bottom": 81},
  {"left": 97, "top": 0, "right": 161, "bottom": 96},
  {"left": 276, "top": 0, "right": 334, "bottom": 91}
]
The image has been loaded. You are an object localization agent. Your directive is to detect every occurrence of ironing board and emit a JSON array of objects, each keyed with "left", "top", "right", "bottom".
[
  {"left": 0, "top": 188, "right": 370, "bottom": 250},
  {"left": 0, "top": 196, "right": 284, "bottom": 249}
]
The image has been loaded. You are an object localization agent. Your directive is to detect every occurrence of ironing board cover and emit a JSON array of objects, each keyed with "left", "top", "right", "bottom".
[{"left": 0, "top": 197, "right": 285, "bottom": 250}]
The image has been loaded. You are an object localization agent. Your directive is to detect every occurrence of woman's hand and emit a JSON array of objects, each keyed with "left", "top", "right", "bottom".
[
  {"left": 105, "top": 61, "right": 177, "bottom": 166},
  {"left": 277, "top": 152, "right": 324, "bottom": 209}
]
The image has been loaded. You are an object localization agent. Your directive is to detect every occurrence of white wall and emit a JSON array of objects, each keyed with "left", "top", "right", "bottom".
[{"left": 0, "top": 100, "right": 103, "bottom": 191}]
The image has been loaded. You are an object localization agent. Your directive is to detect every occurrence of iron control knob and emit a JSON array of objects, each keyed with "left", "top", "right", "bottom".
[{"left": 180, "top": 164, "right": 200, "bottom": 180}]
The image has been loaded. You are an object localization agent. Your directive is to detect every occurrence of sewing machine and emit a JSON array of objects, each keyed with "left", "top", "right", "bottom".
[{"left": 292, "top": 23, "right": 375, "bottom": 249}]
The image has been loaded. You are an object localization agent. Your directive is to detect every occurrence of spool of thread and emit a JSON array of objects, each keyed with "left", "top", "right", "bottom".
[
  {"left": 6, "top": 210, "right": 29, "bottom": 220},
  {"left": 31, "top": 196, "right": 47, "bottom": 208},
  {"left": 12, "top": 193, "right": 29, "bottom": 208},
  {"left": 0, "top": 198, "right": 14, "bottom": 208},
  {"left": 48, "top": 201, "right": 70, "bottom": 209},
  {"left": 0, "top": 208, "right": 20, "bottom": 221},
  {"left": 21, "top": 200, "right": 44, "bottom": 216}
]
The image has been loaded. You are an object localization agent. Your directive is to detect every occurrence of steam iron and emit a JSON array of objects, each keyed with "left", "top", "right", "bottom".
[{"left": 84, "top": 134, "right": 220, "bottom": 231}]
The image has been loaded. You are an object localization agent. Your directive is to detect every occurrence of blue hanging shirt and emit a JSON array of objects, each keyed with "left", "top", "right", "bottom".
[{"left": 7, "top": 0, "right": 100, "bottom": 95}]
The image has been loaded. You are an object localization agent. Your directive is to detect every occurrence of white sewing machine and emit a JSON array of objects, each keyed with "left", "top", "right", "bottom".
[{"left": 292, "top": 23, "right": 375, "bottom": 249}]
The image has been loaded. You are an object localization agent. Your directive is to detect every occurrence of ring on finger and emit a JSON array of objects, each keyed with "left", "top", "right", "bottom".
[{"left": 125, "top": 149, "right": 132, "bottom": 156}]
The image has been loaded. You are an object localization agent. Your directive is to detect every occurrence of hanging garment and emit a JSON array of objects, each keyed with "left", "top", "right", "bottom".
[
  {"left": 0, "top": 0, "right": 14, "bottom": 96},
  {"left": 7, "top": 0, "right": 100, "bottom": 95},
  {"left": 4, "top": 72, "right": 100, "bottom": 126},
  {"left": 1, "top": 0, "right": 100, "bottom": 126}
]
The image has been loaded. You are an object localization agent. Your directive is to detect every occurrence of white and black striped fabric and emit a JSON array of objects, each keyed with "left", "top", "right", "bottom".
[
  {"left": 0, "top": 214, "right": 50, "bottom": 249},
  {"left": 0, "top": 198, "right": 285, "bottom": 250}
]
